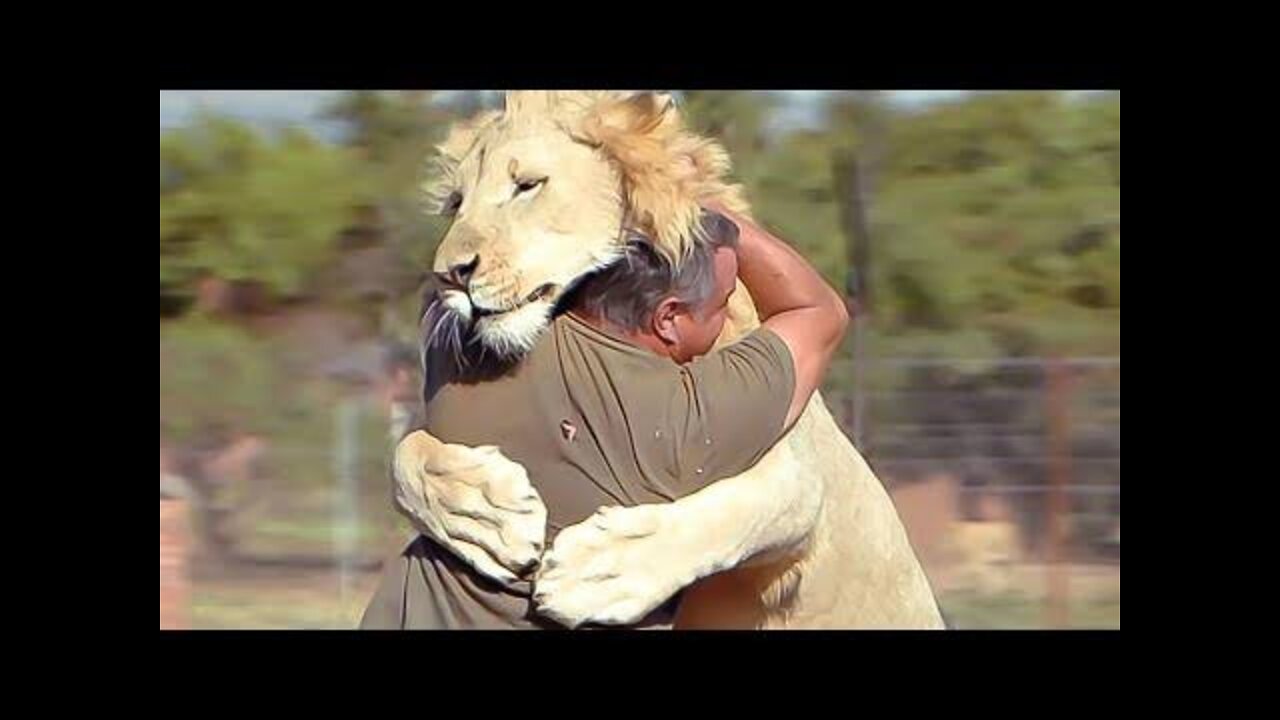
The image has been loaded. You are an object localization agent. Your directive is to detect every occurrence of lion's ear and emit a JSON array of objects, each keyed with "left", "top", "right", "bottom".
[
  {"left": 423, "top": 109, "right": 501, "bottom": 215},
  {"left": 584, "top": 91, "right": 674, "bottom": 137}
]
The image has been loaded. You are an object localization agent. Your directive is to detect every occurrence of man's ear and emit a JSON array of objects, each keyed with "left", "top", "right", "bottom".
[{"left": 650, "top": 296, "right": 684, "bottom": 347}]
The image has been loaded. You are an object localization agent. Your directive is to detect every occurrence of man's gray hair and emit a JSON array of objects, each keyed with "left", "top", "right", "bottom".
[{"left": 573, "top": 211, "right": 740, "bottom": 331}]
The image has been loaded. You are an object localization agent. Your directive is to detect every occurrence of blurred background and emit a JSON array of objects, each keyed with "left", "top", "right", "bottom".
[{"left": 159, "top": 90, "right": 1120, "bottom": 630}]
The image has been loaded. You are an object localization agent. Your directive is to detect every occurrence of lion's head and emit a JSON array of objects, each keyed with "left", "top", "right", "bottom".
[{"left": 423, "top": 90, "right": 752, "bottom": 360}]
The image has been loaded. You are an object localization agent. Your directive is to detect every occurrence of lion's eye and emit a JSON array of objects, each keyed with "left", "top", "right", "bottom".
[
  {"left": 513, "top": 176, "right": 548, "bottom": 196},
  {"left": 444, "top": 191, "right": 463, "bottom": 215}
]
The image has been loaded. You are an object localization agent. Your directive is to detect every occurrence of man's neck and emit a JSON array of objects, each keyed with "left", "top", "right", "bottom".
[{"left": 568, "top": 309, "right": 675, "bottom": 360}]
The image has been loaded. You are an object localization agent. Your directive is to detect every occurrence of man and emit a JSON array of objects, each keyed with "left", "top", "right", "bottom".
[{"left": 360, "top": 207, "right": 848, "bottom": 629}]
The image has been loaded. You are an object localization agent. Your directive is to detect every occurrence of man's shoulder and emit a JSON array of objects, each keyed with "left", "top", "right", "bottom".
[{"left": 691, "top": 326, "right": 796, "bottom": 383}]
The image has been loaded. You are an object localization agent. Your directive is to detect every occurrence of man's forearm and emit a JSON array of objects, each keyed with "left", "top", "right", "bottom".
[
  {"left": 719, "top": 207, "right": 845, "bottom": 324},
  {"left": 705, "top": 205, "right": 849, "bottom": 427}
]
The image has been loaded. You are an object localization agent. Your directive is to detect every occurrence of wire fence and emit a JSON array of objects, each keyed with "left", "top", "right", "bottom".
[
  {"left": 823, "top": 356, "right": 1120, "bottom": 626},
  {"left": 162, "top": 355, "right": 1119, "bottom": 628}
]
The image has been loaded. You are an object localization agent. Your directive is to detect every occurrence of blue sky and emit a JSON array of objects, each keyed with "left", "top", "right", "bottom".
[{"left": 159, "top": 90, "right": 973, "bottom": 136}]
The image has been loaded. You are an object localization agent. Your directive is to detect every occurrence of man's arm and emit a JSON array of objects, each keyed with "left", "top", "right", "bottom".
[
  {"left": 725, "top": 204, "right": 850, "bottom": 428},
  {"left": 629, "top": 207, "right": 850, "bottom": 501},
  {"left": 632, "top": 206, "right": 849, "bottom": 500}
]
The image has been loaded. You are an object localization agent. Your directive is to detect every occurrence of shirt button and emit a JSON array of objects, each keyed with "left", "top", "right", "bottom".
[
  {"left": 655, "top": 429, "right": 663, "bottom": 439},
  {"left": 695, "top": 467, "right": 704, "bottom": 475}
]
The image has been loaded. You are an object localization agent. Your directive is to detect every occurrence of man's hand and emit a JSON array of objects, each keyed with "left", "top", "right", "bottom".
[{"left": 704, "top": 202, "right": 850, "bottom": 429}]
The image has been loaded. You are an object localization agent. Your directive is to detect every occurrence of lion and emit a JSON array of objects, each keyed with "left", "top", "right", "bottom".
[{"left": 391, "top": 90, "right": 945, "bottom": 629}]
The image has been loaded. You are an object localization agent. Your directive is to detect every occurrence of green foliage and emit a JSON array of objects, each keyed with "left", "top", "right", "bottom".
[
  {"left": 680, "top": 90, "right": 1122, "bottom": 363},
  {"left": 321, "top": 91, "right": 464, "bottom": 340},
  {"left": 160, "top": 115, "right": 373, "bottom": 301},
  {"left": 159, "top": 318, "right": 290, "bottom": 442},
  {"left": 852, "top": 91, "right": 1119, "bottom": 358}
]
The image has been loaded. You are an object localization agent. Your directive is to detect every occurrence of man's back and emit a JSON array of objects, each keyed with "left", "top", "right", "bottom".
[{"left": 360, "top": 312, "right": 794, "bottom": 629}]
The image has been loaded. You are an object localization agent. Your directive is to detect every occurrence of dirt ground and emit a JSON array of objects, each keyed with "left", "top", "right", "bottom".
[{"left": 188, "top": 560, "right": 1119, "bottom": 630}]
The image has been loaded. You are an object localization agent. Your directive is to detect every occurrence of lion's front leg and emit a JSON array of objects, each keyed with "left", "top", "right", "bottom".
[
  {"left": 393, "top": 430, "right": 549, "bottom": 586},
  {"left": 532, "top": 442, "right": 820, "bottom": 627}
]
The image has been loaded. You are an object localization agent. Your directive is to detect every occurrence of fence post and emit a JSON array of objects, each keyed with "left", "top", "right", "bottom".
[
  {"left": 332, "top": 397, "right": 362, "bottom": 613},
  {"left": 1044, "top": 357, "right": 1073, "bottom": 627},
  {"left": 160, "top": 498, "right": 190, "bottom": 629}
]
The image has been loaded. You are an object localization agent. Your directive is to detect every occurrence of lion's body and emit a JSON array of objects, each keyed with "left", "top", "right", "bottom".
[
  {"left": 404, "top": 91, "right": 943, "bottom": 629},
  {"left": 661, "top": 293, "right": 943, "bottom": 628}
]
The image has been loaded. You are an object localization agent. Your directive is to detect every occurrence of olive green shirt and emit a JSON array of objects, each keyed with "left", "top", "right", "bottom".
[{"left": 360, "top": 313, "right": 795, "bottom": 630}]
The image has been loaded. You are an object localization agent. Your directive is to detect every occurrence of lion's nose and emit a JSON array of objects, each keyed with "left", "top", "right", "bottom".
[{"left": 435, "top": 254, "right": 480, "bottom": 289}]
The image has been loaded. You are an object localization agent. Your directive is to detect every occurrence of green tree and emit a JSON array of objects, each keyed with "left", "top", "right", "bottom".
[
  {"left": 860, "top": 91, "right": 1120, "bottom": 360},
  {"left": 679, "top": 90, "right": 779, "bottom": 185},
  {"left": 160, "top": 115, "right": 372, "bottom": 307},
  {"left": 321, "top": 91, "right": 480, "bottom": 340}
]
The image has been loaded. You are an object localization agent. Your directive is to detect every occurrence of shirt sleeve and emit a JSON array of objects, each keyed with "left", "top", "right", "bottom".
[{"left": 661, "top": 327, "right": 796, "bottom": 497}]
